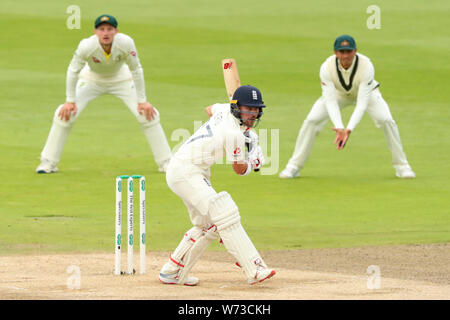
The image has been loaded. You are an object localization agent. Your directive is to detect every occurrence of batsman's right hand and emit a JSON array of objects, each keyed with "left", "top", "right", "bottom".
[
  {"left": 248, "top": 145, "right": 265, "bottom": 170},
  {"left": 59, "top": 102, "right": 77, "bottom": 121}
]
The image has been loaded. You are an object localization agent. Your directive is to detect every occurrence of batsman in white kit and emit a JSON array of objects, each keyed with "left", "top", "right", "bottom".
[
  {"left": 159, "top": 85, "right": 276, "bottom": 286},
  {"left": 36, "top": 15, "right": 171, "bottom": 173},
  {"left": 280, "top": 35, "right": 415, "bottom": 179}
]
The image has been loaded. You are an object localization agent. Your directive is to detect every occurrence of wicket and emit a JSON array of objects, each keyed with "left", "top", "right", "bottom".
[{"left": 115, "top": 175, "right": 146, "bottom": 275}]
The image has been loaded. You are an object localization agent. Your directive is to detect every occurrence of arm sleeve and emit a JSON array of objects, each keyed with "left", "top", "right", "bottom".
[
  {"left": 125, "top": 39, "right": 147, "bottom": 103},
  {"left": 224, "top": 130, "right": 246, "bottom": 163},
  {"left": 211, "top": 103, "right": 224, "bottom": 114},
  {"left": 346, "top": 62, "right": 375, "bottom": 131},
  {"left": 320, "top": 63, "right": 345, "bottom": 129},
  {"left": 66, "top": 41, "right": 87, "bottom": 102}
]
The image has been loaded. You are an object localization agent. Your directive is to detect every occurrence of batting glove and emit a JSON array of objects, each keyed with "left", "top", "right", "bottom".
[{"left": 248, "top": 145, "right": 265, "bottom": 170}]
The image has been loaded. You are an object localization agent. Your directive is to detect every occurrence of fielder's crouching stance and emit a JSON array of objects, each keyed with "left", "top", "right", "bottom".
[
  {"left": 159, "top": 85, "right": 276, "bottom": 286},
  {"left": 279, "top": 35, "right": 415, "bottom": 179},
  {"left": 36, "top": 15, "right": 171, "bottom": 173}
]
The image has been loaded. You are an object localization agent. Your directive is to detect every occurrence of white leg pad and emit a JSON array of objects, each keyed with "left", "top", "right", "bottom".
[
  {"left": 208, "top": 192, "right": 267, "bottom": 281},
  {"left": 161, "top": 226, "right": 204, "bottom": 274},
  {"left": 177, "top": 225, "right": 218, "bottom": 285}
]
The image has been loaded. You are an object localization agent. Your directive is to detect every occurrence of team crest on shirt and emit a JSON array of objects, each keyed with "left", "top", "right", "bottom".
[
  {"left": 92, "top": 56, "right": 101, "bottom": 63},
  {"left": 130, "top": 51, "right": 136, "bottom": 57},
  {"left": 233, "top": 147, "right": 241, "bottom": 156}
]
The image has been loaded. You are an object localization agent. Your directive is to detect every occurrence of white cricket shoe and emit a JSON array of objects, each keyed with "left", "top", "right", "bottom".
[
  {"left": 36, "top": 159, "right": 58, "bottom": 174},
  {"left": 159, "top": 271, "right": 199, "bottom": 286},
  {"left": 248, "top": 266, "right": 276, "bottom": 285},
  {"left": 395, "top": 165, "right": 416, "bottom": 179},
  {"left": 279, "top": 165, "right": 300, "bottom": 179}
]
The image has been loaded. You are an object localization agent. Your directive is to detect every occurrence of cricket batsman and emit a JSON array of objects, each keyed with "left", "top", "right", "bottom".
[
  {"left": 158, "top": 85, "right": 276, "bottom": 286},
  {"left": 279, "top": 35, "right": 415, "bottom": 179},
  {"left": 36, "top": 14, "right": 172, "bottom": 173}
]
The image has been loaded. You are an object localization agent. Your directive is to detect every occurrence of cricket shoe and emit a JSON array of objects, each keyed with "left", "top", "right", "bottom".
[
  {"left": 395, "top": 165, "right": 416, "bottom": 179},
  {"left": 248, "top": 265, "right": 276, "bottom": 285},
  {"left": 159, "top": 271, "right": 199, "bottom": 286},
  {"left": 36, "top": 159, "right": 58, "bottom": 174},
  {"left": 279, "top": 165, "right": 300, "bottom": 179}
]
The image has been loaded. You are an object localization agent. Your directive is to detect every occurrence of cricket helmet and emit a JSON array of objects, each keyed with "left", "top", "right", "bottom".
[{"left": 230, "top": 85, "right": 266, "bottom": 127}]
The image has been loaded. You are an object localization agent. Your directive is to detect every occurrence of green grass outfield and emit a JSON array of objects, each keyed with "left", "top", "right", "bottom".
[{"left": 0, "top": 0, "right": 449, "bottom": 255}]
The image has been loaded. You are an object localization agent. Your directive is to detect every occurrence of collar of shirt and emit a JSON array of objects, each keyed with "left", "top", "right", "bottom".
[
  {"left": 237, "top": 118, "right": 251, "bottom": 133},
  {"left": 95, "top": 35, "right": 116, "bottom": 58},
  {"left": 337, "top": 54, "right": 357, "bottom": 74},
  {"left": 240, "top": 125, "right": 250, "bottom": 133}
]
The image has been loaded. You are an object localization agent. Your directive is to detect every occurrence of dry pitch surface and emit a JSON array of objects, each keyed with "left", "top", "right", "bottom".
[{"left": 0, "top": 244, "right": 448, "bottom": 300}]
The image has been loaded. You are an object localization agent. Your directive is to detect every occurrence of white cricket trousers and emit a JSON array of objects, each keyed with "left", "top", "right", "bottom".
[
  {"left": 286, "top": 89, "right": 410, "bottom": 171},
  {"left": 40, "top": 79, "right": 172, "bottom": 167},
  {"left": 161, "top": 157, "right": 220, "bottom": 275},
  {"left": 166, "top": 157, "right": 217, "bottom": 229}
]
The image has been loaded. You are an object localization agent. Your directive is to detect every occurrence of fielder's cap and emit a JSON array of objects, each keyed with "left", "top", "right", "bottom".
[
  {"left": 334, "top": 35, "right": 356, "bottom": 51},
  {"left": 94, "top": 14, "right": 118, "bottom": 29},
  {"left": 232, "top": 85, "right": 265, "bottom": 108}
]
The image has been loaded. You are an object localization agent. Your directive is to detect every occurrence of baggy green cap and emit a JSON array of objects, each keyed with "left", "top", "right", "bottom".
[
  {"left": 334, "top": 35, "right": 356, "bottom": 51},
  {"left": 94, "top": 14, "right": 118, "bottom": 29}
]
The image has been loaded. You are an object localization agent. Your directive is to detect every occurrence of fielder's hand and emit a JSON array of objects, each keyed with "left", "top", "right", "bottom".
[
  {"left": 138, "top": 102, "right": 157, "bottom": 121},
  {"left": 332, "top": 128, "right": 351, "bottom": 150},
  {"left": 58, "top": 102, "right": 77, "bottom": 121}
]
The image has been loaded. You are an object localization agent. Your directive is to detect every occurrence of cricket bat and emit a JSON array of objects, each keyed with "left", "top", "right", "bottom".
[
  {"left": 222, "top": 58, "right": 259, "bottom": 172},
  {"left": 222, "top": 58, "right": 241, "bottom": 100}
]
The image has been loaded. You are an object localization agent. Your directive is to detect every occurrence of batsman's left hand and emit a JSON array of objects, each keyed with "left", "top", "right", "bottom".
[
  {"left": 138, "top": 102, "right": 157, "bottom": 121},
  {"left": 244, "top": 129, "right": 259, "bottom": 152}
]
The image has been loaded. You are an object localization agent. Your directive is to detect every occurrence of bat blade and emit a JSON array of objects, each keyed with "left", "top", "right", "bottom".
[{"left": 222, "top": 58, "right": 241, "bottom": 100}]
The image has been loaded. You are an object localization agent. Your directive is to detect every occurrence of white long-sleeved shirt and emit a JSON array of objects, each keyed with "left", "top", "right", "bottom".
[
  {"left": 319, "top": 53, "right": 379, "bottom": 131},
  {"left": 66, "top": 33, "right": 147, "bottom": 103},
  {"left": 174, "top": 104, "right": 247, "bottom": 171}
]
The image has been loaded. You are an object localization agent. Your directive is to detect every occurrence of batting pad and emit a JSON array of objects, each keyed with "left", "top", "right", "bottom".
[
  {"left": 161, "top": 226, "right": 204, "bottom": 274},
  {"left": 208, "top": 192, "right": 266, "bottom": 280},
  {"left": 178, "top": 225, "right": 218, "bottom": 285}
]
